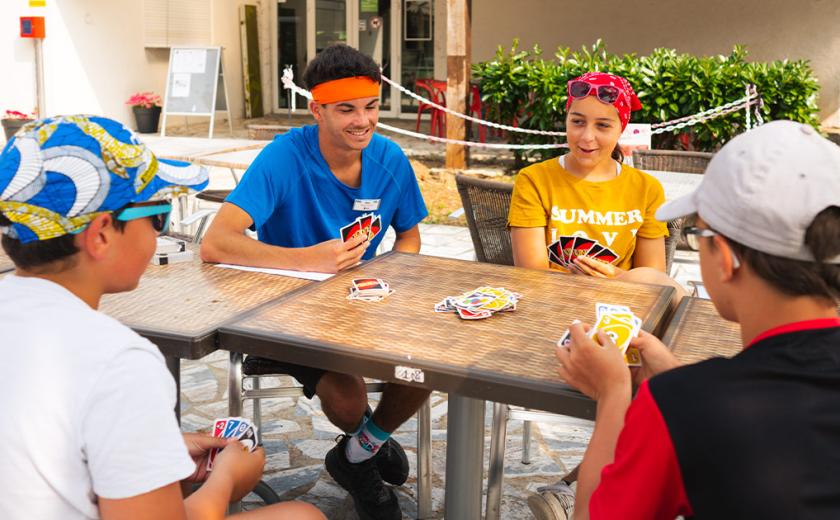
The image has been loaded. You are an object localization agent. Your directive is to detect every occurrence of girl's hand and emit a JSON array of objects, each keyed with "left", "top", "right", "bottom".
[{"left": 570, "top": 255, "right": 625, "bottom": 278}]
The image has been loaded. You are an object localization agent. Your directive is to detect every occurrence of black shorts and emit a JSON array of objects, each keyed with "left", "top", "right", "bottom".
[{"left": 242, "top": 356, "right": 325, "bottom": 399}]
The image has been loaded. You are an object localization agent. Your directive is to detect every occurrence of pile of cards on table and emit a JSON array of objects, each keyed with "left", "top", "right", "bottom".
[
  {"left": 435, "top": 286, "right": 521, "bottom": 320},
  {"left": 207, "top": 417, "right": 260, "bottom": 470},
  {"left": 347, "top": 278, "right": 395, "bottom": 302},
  {"left": 548, "top": 236, "right": 619, "bottom": 269},
  {"left": 558, "top": 303, "right": 642, "bottom": 366},
  {"left": 340, "top": 213, "right": 382, "bottom": 243}
]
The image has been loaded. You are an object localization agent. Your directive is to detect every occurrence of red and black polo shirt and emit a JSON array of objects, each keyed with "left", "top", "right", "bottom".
[{"left": 590, "top": 318, "right": 840, "bottom": 519}]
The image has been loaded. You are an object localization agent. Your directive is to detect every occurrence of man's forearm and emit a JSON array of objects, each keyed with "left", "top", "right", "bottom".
[
  {"left": 200, "top": 230, "right": 306, "bottom": 270},
  {"left": 392, "top": 234, "right": 421, "bottom": 254},
  {"left": 184, "top": 473, "right": 234, "bottom": 520},
  {"left": 574, "top": 389, "right": 632, "bottom": 520}
]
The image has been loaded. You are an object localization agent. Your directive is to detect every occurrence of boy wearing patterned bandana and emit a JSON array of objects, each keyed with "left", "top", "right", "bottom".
[
  {"left": 201, "top": 44, "right": 429, "bottom": 520},
  {"left": 0, "top": 116, "right": 324, "bottom": 520},
  {"left": 557, "top": 121, "right": 840, "bottom": 519}
]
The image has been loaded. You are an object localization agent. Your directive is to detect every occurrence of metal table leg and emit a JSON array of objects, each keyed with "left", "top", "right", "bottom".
[
  {"left": 166, "top": 356, "right": 181, "bottom": 423},
  {"left": 444, "top": 394, "right": 485, "bottom": 520}
]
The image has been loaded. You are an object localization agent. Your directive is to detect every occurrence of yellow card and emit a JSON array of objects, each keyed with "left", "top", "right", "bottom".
[
  {"left": 589, "top": 314, "right": 635, "bottom": 353},
  {"left": 624, "top": 346, "right": 642, "bottom": 366}
]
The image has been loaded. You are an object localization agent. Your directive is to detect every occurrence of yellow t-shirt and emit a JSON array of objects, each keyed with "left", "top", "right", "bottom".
[{"left": 508, "top": 157, "right": 668, "bottom": 271}]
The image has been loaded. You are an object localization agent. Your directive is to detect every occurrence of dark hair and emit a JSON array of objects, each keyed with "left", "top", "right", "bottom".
[
  {"left": 720, "top": 206, "right": 840, "bottom": 302},
  {"left": 611, "top": 144, "right": 625, "bottom": 164},
  {"left": 0, "top": 212, "right": 126, "bottom": 272},
  {"left": 302, "top": 44, "right": 381, "bottom": 91}
]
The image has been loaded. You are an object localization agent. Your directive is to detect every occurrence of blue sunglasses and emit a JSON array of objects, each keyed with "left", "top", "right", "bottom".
[{"left": 114, "top": 202, "right": 172, "bottom": 233}]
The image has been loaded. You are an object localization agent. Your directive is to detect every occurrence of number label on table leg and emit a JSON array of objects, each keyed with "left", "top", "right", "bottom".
[{"left": 395, "top": 365, "right": 425, "bottom": 383}]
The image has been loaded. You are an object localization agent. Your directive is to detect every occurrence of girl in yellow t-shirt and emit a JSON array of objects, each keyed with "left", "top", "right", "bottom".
[{"left": 509, "top": 72, "right": 672, "bottom": 280}]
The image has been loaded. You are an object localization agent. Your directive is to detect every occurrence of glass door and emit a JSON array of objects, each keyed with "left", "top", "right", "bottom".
[
  {"left": 400, "top": 0, "right": 434, "bottom": 114},
  {"left": 277, "top": 0, "right": 308, "bottom": 109},
  {"left": 356, "top": 0, "right": 393, "bottom": 112}
]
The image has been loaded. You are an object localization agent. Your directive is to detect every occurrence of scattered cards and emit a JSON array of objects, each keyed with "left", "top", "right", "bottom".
[
  {"left": 557, "top": 303, "right": 642, "bottom": 366},
  {"left": 207, "top": 416, "right": 260, "bottom": 471},
  {"left": 435, "top": 286, "right": 522, "bottom": 320},
  {"left": 547, "top": 236, "right": 619, "bottom": 269},
  {"left": 347, "top": 278, "right": 395, "bottom": 302},
  {"left": 340, "top": 213, "right": 382, "bottom": 243}
]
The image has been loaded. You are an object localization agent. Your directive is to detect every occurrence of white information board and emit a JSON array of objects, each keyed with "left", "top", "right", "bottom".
[{"left": 161, "top": 46, "right": 232, "bottom": 138}]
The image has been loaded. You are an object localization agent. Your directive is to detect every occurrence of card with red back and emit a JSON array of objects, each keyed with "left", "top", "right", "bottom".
[
  {"left": 570, "top": 237, "right": 597, "bottom": 263},
  {"left": 559, "top": 236, "right": 577, "bottom": 264},
  {"left": 358, "top": 214, "right": 373, "bottom": 236},
  {"left": 593, "top": 246, "right": 620, "bottom": 265},
  {"left": 340, "top": 219, "right": 364, "bottom": 242},
  {"left": 548, "top": 248, "right": 565, "bottom": 267},
  {"left": 585, "top": 244, "right": 605, "bottom": 259},
  {"left": 368, "top": 215, "right": 382, "bottom": 239}
]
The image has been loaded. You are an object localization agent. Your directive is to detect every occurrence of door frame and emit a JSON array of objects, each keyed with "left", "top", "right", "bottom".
[{"left": 271, "top": 0, "right": 402, "bottom": 117}]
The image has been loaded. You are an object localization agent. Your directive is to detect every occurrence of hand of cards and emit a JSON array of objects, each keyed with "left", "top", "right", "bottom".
[
  {"left": 435, "top": 286, "right": 521, "bottom": 320},
  {"left": 557, "top": 303, "right": 642, "bottom": 366},
  {"left": 340, "top": 213, "right": 382, "bottom": 243},
  {"left": 207, "top": 417, "right": 260, "bottom": 471},
  {"left": 347, "top": 278, "right": 395, "bottom": 302},
  {"left": 547, "top": 236, "right": 619, "bottom": 269}
]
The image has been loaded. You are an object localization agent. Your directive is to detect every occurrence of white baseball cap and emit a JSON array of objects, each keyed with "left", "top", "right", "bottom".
[{"left": 656, "top": 120, "right": 840, "bottom": 263}]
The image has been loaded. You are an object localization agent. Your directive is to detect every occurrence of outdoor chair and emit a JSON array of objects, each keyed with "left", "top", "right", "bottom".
[
  {"left": 455, "top": 173, "right": 683, "bottom": 520},
  {"left": 414, "top": 79, "right": 445, "bottom": 137},
  {"left": 632, "top": 149, "right": 714, "bottom": 174}
]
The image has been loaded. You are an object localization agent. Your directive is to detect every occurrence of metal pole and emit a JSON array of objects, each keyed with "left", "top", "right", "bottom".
[
  {"left": 417, "top": 398, "right": 433, "bottom": 518},
  {"left": 165, "top": 356, "right": 181, "bottom": 423},
  {"left": 444, "top": 394, "right": 485, "bottom": 520},
  {"left": 34, "top": 38, "right": 46, "bottom": 117}
]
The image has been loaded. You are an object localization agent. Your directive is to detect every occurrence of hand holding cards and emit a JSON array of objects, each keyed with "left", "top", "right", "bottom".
[
  {"left": 435, "top": 286, "right": 521, "bottom": 320},
  {"left": 557, "top": 303, "right": 642, "bottom": 366},
  {"left": 340, "top": 213, "right": 382, "bottom": 243},
  {"left": 548, "top": 236, "right": 619, "bottom": 269},
  {"left": 207, "top": 417, "right": 260, "bottom": 471}
]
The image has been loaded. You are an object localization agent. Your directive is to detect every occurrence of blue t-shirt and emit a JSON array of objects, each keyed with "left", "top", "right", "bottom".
[{"left": 226, "top": 125, "right": 427, "bottom": 260}]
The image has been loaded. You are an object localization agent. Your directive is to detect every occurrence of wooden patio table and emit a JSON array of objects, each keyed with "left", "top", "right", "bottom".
[
  {"left": 99, "top": 250, "right": 311, "bottom": 418},
  {"left": 218, "top": 251, "right": 675, "bottom": 519},
  {"left": 662, "top": 296, "right": 742, "bottom": 362}
]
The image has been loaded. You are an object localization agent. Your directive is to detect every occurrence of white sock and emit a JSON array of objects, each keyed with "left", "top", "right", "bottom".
[{"left": 345, "top": 418, "right": 389, "bottom": 463}]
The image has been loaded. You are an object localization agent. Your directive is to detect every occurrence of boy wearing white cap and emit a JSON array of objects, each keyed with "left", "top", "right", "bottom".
[
  {"left": 0, "top": 116, "right": 323, "bottom": 520},
  {"left": 555, "top": 120, "right": 840, "bottom": 519}
]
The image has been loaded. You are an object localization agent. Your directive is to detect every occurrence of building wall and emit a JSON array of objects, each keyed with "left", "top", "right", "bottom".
[{"left": 471, "top": 0, "right": 840, "bottom": 123}]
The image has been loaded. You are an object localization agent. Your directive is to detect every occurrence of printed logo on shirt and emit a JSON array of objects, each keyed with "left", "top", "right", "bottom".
[{"left": 550, "top": 207, "right": 644, "bottom": 226}]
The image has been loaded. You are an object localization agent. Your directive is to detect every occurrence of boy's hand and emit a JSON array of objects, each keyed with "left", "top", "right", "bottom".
[
  {"left": 303, "top": 234, "right": 369, "bottom": 273},
  {"left": 555, "top": 321, "right": 631, "bottom": 401},
  {"left": 211, "top": 441, "right": 266, "bottom": 502},
  {"left": 570, "top": 256, "right": 625, "bottom": 279},
  {"left": 629, "top": 330, "right": 681, "bottom": 385},
  {"left": 182, "top": 432, "right": 230, "bottom": 483}
]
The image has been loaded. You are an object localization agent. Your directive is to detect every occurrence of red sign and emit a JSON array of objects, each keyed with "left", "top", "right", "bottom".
[{"left": 20, "top": 17, "right": 45, "bottom": 39}]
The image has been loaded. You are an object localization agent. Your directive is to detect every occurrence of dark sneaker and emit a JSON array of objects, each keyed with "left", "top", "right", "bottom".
[
  {"left": 326, "top": 436, "right": 402, "bottom": 520},
  {"left": 374, "top": 437, "right": 409, "bottom": 486}
]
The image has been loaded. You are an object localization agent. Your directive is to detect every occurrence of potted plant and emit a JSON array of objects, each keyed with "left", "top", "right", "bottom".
[
  {"left": 2, "top": 110, "right": 36, "bottom": 141},
  {"left": 126, "top": 92, "right": 162, "bottom": 133}
]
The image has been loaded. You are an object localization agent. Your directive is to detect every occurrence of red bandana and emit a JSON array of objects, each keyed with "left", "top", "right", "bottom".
[{"left": 565, "top": 72, "right": 642, "bottom": 130}]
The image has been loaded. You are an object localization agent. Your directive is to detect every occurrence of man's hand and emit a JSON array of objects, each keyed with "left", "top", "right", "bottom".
[
  {"left": 629, "top": 330, "right": 681, "bottom": 385},
  {"left": 555, "top": 322, "right": 631, "bottom": 401},
  {"left": 570, "top": 255, "right": 625, "bottom": 278},
  {"left": 211, "top": 442, "right": 266, "bottom": 502},
  {"left": 182, "top": 432, "right": 230, "bottom": 484},
  {"left": 302, "top": 233, "right": 369, "bottom": 273}
]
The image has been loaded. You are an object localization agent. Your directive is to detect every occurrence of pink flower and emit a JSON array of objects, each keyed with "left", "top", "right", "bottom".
[
  {"left": 3, "top": 110, "right": 36, "bottom": 120},
  {"left": 125, "top": 92, "right": 162, "bottom": 108}
]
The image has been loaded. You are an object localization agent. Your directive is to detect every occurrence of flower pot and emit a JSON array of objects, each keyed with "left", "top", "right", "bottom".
[
  {"left": 132, "top": 106, "right": 162, "bottom": 134},
  {"left": 2, "top": 118, "right": 33, "bottom": 141}
]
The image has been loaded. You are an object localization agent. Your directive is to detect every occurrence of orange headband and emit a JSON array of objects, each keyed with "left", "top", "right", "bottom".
[{"left": 310, "top": 76, "right": 380, "bottom": 104}]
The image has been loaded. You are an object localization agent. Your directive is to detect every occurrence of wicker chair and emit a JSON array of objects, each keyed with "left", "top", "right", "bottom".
[
  {"left": 455, "top": 173, "right": 683, "bottom": 520},
  {"left": 632, "top": 149, "right": 714, "bottom": 174}
]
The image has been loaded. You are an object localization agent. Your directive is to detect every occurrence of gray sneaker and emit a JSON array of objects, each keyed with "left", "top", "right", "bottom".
[{"left": 527, "top": 482, "right": 575, "bottom": 520}]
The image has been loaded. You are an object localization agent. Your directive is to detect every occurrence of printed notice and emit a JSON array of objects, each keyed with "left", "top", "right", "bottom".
[
  {"left": 172, "top": 49, "right": 207, "bottom": 74},
  {"left": 171, "top": 73, "right": 191, "bottom": 98}
]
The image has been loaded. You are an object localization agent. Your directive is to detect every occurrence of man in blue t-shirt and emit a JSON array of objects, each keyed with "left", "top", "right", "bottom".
[{"left": 201, "top": 44, "right": 428, "bottom": 520}]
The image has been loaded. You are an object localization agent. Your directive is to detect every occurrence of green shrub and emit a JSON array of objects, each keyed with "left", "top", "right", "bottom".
[{"left": 473, "top": 40, "right": 821, "bottom": 162}]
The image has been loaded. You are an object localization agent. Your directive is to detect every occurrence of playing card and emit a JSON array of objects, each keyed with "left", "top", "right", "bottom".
[
  {"left": 547, "top": 243, "right": 565, "bottom": 267},
  {"left": 223, "top": 418, "right": 242, "bottom": 438},
  {"left": 589, "top": 314, "right": 636, "bottom": 352},
  {"left": 238, "top": 425, "right": 259, "bottom": 451},
  {"left": 339, "top": 218, "right": 363, "bottom": 242},
  {"left": 358, "top": 214, "right": 373, "bottom": 237},
  {"left": 457, "top": 307, "right": 493, "bottom": 320},
  {"left": 213, "top": 418, "right": 227, "bottom": 438},
  {"left": 585, "top": 244, "right": 605, "bottom": 259},
  {"left": 570, "top": 237, "right": 597, "bottom": 264},
  {"left": 592, "top": 246, "right": 619, "bottom": 265},
  {"left": 625, "top": 346, "right": 642, "bottom": 367},
  {"left": 368, "top": 215, "right": 382, "bottom": 240},
  {"left": 559, "top": 236, "right": 576, "bottom": 265}
]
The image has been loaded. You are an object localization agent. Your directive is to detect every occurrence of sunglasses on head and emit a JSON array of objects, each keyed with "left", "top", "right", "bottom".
[
  {"left": 568, "top": 80, "right": 623, "bottom": 105},
  {"left": 114, "top": 202, "right": 172, "bottom": 233}
]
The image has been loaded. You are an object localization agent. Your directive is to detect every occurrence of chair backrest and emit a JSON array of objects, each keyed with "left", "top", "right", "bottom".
[
  {"left": 632, "top": 149, "right": 714, "bottom": 174},
  {"left": 455, "top": 174, "right": 515, "bottom": 266},
  {"left": 455, "top": 173, "right": 680, "bottom": 273}
]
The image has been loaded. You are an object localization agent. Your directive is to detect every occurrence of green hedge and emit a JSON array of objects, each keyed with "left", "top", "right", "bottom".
[{"left": 473, "top": 40, "right": 821, "bottom": 161}]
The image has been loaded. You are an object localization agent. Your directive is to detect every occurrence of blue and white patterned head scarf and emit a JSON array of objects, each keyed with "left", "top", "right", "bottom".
[{"left": 0, "top": 115, "right": 208, "bottom": 243}]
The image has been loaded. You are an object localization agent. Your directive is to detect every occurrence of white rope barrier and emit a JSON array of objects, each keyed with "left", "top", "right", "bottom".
[{"left": 282, "top": 68, "right": 763, "bottom": 149}]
